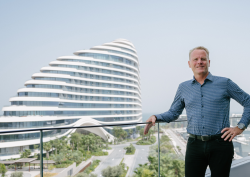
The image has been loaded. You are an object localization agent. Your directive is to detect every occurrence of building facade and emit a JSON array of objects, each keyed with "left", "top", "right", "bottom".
[{"left": 0, "top": 39, "right": 142, "bottom": 159}]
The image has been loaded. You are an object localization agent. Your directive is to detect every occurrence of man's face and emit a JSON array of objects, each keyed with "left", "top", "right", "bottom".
[{"left": 188, "top": 49, "right": 210, "bottom": 75}]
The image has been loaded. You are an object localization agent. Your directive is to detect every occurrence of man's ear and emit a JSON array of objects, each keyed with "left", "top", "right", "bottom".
[
  {"left": 188, "top": 60, "right": 191, "bottom": 68},
  {"left": 208, "top": 60, "right": 210, "bottom": 67}
]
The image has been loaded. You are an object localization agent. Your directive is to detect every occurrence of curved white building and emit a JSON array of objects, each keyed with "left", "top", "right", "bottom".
[{"left": 0, "top": 39, "right": 142, "bottom": 160}]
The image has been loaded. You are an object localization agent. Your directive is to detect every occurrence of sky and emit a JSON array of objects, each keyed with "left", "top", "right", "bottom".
[{"left": 0, "top": 0, "right": 250, "bottom": 116}]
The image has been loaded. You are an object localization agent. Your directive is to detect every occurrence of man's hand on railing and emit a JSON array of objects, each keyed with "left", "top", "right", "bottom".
[{"left": 144, "top": 115, "right": 157, "bottom": 135}]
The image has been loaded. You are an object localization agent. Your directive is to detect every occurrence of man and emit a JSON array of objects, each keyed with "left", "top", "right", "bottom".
[{"left": 144, "top": 46, "right": 250, "bottom": 177}]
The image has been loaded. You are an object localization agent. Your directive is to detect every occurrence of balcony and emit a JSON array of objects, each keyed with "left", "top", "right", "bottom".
[{"left": 0, "top": 117, "right": 249, "bottom": 177}]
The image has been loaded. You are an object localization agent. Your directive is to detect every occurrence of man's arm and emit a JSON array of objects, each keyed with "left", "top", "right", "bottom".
[
  {"left": 221, "top": 79, "right": 250, "bottom": 141},
  {"left": 144, "top": 84, "right": 185, "bottom": 135}
]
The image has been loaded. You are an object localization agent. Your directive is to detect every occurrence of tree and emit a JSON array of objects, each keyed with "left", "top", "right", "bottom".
[
  {"left": 139, "top": 129, "right": 144, "bottom": 140},
  {"left": 136, "top": 126, "right": 141, "bottom": 134},
  {"left": 52, "top": 153, "right": 64, "bottom": 164},
  {"left": 105, "top": 134, "right": 110, "bottom": 150},
  {"left": 113, "top": 127, "right": 127, "bottom": 141},
  {"left": 71, "top": 151, "right": 83, "bottom": 164},
  {"left": 71, "top": 132, "right": 82, "bottom": 150},
  {"left": 128, "top": 129, "right": 133, "bottom": 139},
  {"left": 82, "top": 135, "right": 91, "bottom": 152},
  {"left": 113, "top": 138, "right": 118, "bottom": 145},
  {"left": 0, "top": 163, "right": 7, "bottom": 177},
  {"left": 51, "top": 138, "right": 60, "bottom": 155},
  {"left": 93, "top": 135, "right": 103, "bottom": 150},
  {"left": 141, "top": 168, "right": 155, "bottom": 177},
  {"left": 82, "top": 134, "right": 97, "bottom": 152},
  {"left": 20, "top": 149, "right": 31, "bottom": 158},
  {"left": 176, "top": 146, "right": 181, "bottom": 152},
  {"left": 43, "top": 142, "right": 52, "bottom": 159},
  {"left": 148, "top": 129, "right": 154, "bottom": 140},
  {"left": 133, "top": 164, "right": 155, "bottom": 177}
]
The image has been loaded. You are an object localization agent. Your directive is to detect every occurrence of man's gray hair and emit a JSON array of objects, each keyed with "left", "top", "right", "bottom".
[{"left": 189, "top": 46, "right": 209, "bottom": 60}]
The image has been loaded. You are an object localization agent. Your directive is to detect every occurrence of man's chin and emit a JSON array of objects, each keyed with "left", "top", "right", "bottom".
[{"left": 195, "top": 70, "right": 207, "bottom": 75}]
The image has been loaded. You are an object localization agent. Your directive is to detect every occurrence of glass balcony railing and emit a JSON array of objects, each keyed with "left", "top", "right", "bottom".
[{"left": 0, "top": 117, "right": 249, "bottom": 177}]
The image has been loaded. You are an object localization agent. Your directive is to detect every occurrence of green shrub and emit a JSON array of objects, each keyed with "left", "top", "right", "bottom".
[
  {"left": 84, "top": 160, "right": 100, "bottom": 174},
  {"left": 136, "top": 136, "right": 156, "bottom": 145},
  {"left": 124, "top": 144, "right": 136, "bottom": 155},
  {"left": 62, "top": 160, "right": 74, "bottom": 164},
  {"left": 0, "top": 163, "right": 7, "bottom": 177},
  {"left": 55, "top": 164, "right": 71, "bottom": 168},
  {"left": 92, "top": 151, "right": 108, "bottom": 156},
  {"left": 75, "top": 172, "right": 97, "bottom": 177},
  {"left": 48, "top": 164, "right": 55, "bottom": 171},
  {"left": 8, "top": 164, "right": 15, "bottom": 169},
  {"left": 101, "top": 165, "right": 123, "bottom": 177},
  {"left": 10, "top": 172, "right": 23, "bottom": 177}
]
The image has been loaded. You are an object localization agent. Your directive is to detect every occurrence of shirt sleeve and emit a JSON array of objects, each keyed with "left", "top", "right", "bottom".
[
  {"left": 155, "top": 84, "right": 185, "bottom": 122},
  {"left": 227, "top": 79, "right": 250, "bottom": 127}
]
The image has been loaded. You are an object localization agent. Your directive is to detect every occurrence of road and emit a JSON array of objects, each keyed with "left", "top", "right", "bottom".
[
  {"left": 93, "top": 135, "right": 159, "bottom": 177},
  {"left": 163, "top": 128, "right": 187, "bottom": 156},
  {"left": 127, "top": 143, "right": 150, "bottom": 177},
  {"left": 94, "top": 143, "right": 128, "bottom": 176}
]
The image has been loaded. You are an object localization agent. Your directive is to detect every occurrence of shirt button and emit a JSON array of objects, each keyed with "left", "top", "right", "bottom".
[
  {"left": 203, "top": 126, "right": 205, "bottom": 129},
  {"left": 202, "top": 95, "right": 203, "bottom": 97},
  {"left": 202, "top": 116, "right": 204, "bottom": 118},
  {"left": 202, "top": 105, "right": 204, "bottom": 107}
]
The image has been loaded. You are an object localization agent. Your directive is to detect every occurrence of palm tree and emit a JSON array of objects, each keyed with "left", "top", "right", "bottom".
[
  {"left": 43, "top": 142, "right": 52, "bottom": 159},
  {"left": 105, "top": 134, "right": 110, "bottom": 150},
  {"left": 128, "top": 129, "right": 133, "bottom": 139},
  {"left": 71, "top": 133, "right": 82, "bottom": 150},
  {"left": 51, "top": 138, "right": 60, "bottom": 155},
  {"left": 82, "top": 134, "right": 95, "bottom": 152},
  {"left": 148, "top": 129, "right": 154, "bottom": 141},
  {"left": 139, "top": 129, "right": 144, "bottom": 140},
  {"left": 136, "top": 126, "right": 141, "bottom": 134}
]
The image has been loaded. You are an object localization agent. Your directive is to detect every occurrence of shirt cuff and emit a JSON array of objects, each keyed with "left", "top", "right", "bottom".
[{"left": 155, "top": 114, "right": 164, "bottom": 121}]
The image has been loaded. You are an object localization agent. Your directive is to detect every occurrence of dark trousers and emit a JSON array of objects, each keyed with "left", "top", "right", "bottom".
[{"left": 185, "top": 136, "right": 234, "bottom": 177}]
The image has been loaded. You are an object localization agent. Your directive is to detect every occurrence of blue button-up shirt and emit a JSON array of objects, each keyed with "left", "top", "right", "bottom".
[{"left": 155, "top": 73, "right": 250, "bottom": 135}]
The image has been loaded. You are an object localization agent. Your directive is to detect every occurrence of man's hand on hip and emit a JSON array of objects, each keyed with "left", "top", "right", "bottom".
[
  {"left": 221, "top": 127, "right": 244, "bottom": 141},
  {"left": 144, "top": 115, "right": 156, "bottom": 135}
]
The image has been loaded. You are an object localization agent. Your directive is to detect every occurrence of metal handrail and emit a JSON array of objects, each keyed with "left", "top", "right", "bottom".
[{"left": 0, "top": 120, "right": 187, "bottom": 134}]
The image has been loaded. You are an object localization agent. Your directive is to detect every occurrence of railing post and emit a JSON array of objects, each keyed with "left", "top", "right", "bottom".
[
  {"left": 40, "top": 130, "right": 43, "bottom": 177},
  {"left": 158, "top": 122, "right": 160, "bottom": 177}
]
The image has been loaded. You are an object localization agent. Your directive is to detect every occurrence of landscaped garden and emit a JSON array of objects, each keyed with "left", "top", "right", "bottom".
[
  {"left": 133, "top": 134, "right": 185, "bottom": 177},
  {"left": 44, "top": 132, "right": 110, "bottom": 168}
]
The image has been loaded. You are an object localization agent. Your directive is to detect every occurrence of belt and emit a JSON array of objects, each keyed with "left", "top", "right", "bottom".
[{"left": 189, "top": 133, "right": 223, "bottom": 141}]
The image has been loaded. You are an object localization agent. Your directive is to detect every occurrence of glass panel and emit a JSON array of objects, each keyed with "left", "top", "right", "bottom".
[
  {"left": 2, "top": 116, "right": 250, "bottom": 177},
  {"left": 158, "top": 119, "right": 186, "bottom": 177},
  {"left": 230, "top": 117, "right": 250, "bottom": 158}
]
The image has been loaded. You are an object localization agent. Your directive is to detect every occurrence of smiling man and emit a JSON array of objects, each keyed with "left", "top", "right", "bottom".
[{"left": 144, "top": 46, "right": 250, "bottom": 177}]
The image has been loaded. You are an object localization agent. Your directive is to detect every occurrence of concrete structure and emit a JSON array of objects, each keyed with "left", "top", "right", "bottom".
[{"left": 0, "top": 39, "right": 142, "bottom": 160}]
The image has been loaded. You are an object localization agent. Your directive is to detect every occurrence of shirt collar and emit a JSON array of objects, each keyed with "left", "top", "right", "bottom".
[{"left": 191, "top": 72, "right": 213, "bottom": 84}]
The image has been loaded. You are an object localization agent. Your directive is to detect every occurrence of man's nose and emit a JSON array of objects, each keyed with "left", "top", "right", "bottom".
[{"left": 197, "top": 58, "right": 202, "bottom": 64}]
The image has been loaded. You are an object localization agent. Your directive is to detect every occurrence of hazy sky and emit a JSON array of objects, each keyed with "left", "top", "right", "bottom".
[{"left": 1, "top": 1, "right": 250, "bottom": 115}]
